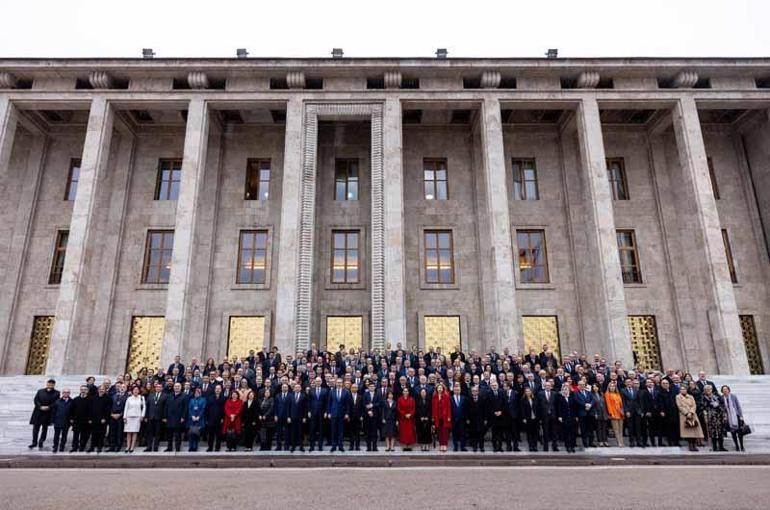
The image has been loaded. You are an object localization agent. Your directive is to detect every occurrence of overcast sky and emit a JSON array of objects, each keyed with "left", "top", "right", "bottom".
[{"left": 1, "top": 0, "right": 768, "bottom": 59}]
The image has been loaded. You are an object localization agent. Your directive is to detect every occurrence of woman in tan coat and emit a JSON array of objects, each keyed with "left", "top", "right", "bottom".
[{"left": 676, "top": 384, "right": 704, "bottom": 451}]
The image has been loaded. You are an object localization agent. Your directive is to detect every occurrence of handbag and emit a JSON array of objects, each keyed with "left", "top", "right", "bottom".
[
  {"left": 189, "top": 425, "right": 202, "bottom": 436},
  {"left": 739, "top": 421, "right": 752, "bottom": 436},
  {"left": 685, "top": 416, "right": 697, "bottom": 429}
]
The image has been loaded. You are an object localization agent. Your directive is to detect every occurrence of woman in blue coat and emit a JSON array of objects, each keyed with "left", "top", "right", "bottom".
[{"left": 187, "top": 387, "right": 207, "bottom": 452}]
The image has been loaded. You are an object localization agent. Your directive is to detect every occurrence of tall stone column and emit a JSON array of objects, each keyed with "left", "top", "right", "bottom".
[
  {"left": 671, "top": 96, "right": 749, "bottom": 374},
  {"left": 380, "top": 98, "right": 407, "bottom": 350},
  {"left": 575, "top": 97, "right": 633, "bottom": 367},
  {"left": 273, "top": 98, "right": 305, "bottom": 355},
  {"left": 161, "top": 98, "right": 210, "bottom": 368},
  {"left": 47, "top": 97, "right": 114, "bottom": 375},
  {"left": 0, "top": 97, "right": 18, "bottom": 179},
  {"left": 475, "top": 98, "right": 519, "bottom": 352}
]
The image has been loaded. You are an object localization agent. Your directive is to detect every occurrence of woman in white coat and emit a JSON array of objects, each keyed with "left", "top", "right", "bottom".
[{"left": 123, "top": 385, "right": 146, "bottom": 453}]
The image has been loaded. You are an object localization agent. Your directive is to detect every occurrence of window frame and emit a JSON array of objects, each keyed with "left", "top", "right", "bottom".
[
  {"left": 707, "top": 157, "right": 720, "bottom": 200},
  {"left": 154, "top": 159, "right": 183, "bottom": 201},
  {"left": 606, "top": 157, "right": 629, "bottom": 201},
  {"left": 330, "top": 229, "right": 361, "bottom": 284},
  {"left": 142, "top": 230, "right": 175, "bottom": 284},
  {"left": 64, "top": 158, "right": 81, "bottom": 201},
  {"left": 423, "top": 158, "right": 449, "bottom": 201},
  {"left": 722, "top": 228, "right": 737, "bottom": 284},
  {"left": 334, "top": 158, "right": 359, "bottom": 201},
  {"left": 48, "top": 230, "right": 69, "bottom": 285},
  {"left": 236, "top": 229, "right": 269, "bottom": 284},
  {"left": 423, "top": 229, "right": 456, "bottom": 285},
  {"left": 244, "top": 158, "right": 271, "bottom": 201},
  {"left": 512, "top": 158, "right": 540, "bottom": 201},
  {"left": 616, "top": 229, "right": 642, "bottom": 284},
  {"left": 516, "top": 229, "right": 550, "bottom": 284}
]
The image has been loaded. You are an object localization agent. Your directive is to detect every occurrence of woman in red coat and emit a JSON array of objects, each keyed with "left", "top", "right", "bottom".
[
  {"left": 432, "top": 383, "right": 452, "bottom": 452},
  {"left": 396, "top": 387, "right": 417, "bottom": 451},
  {"left": 222, "top": 391, "right": 243, "bottom": 452}
]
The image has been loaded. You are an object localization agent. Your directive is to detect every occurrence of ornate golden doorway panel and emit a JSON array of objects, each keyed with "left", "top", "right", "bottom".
[
  {"left": 740, "top": 315, "right": 765, "bottom": 375},
  {"left": 227, "top": 316, "right": 266, "bottom": 360},
  {"left": 522, "top": 316, "right": 561, "bottom": 361},
  {"left": 26, "top": 316, "right": 54, "bottom": 375},
  {"left": 627, "top": 315, "right": 662, "bottom": 371},
  {"left": 126, "top": 316, "right": 165, "bottom": 375},
  {"left": 326, "top": 316, "right": 363, "bottom": 351},
  {"left": 424, "top": 316, "right": 461, "bottom": 355}
]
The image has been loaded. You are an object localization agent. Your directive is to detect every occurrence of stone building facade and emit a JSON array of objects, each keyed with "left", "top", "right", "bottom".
[{"left": 0, "top": 57, "right": 768, "bottom": 376}]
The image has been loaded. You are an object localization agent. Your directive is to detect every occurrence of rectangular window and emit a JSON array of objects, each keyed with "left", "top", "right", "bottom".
[
  {"left": 722, "top": 229, "right": 737, "bottom": 283},
  {"left": 334, "top": 159, "right": 359, "bottom": 201},
  {"left": 424, "top": 230, "right": 455, "bottom": 284},
  {"left": 237, "top": 230, "right": 268, "bottom": 284},
  {"left": 517, "top": 229, "right": 549, "bottom": 283},
  {"left": 64, "top": 158, "right": 81, "bottom": 201},
  {"left": 512, "top": 158, "right": 539, "bottom": 200},
  {"left": 26, "top": 316, "right": 54, "bottom": 375},
  {"left": 245, "top": 159, "right": 270, "bottom": 200},
  {"left": 142, "top": 230, "right": 174, "bottom": 284},
  {"left": 154, "top": 159, "right": 182, "bottom": 201},
  {"left": 607, "top": 157, "right": 629, "bottom": 200},
  {"left": 628, "top": 315, "right": 662, "bottom": 371},
  {"left": 707, "top": 157, "right": 720, "bottom": 200},
  {"left": 331, "top": 230, "right": 360, "bottom": 283},
  {"left": 423, "top": 159, "right": 448, "bottom": 200},
  {"left": 48, "top": 230, "right": 69, "bottom": 285},
  {"left": 617, "top": 229, "right": 642, "bottom": 284}
]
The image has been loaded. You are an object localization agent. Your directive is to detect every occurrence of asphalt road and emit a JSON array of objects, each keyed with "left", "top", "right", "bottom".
[{"left": 0, "top": 466, "right": 768, "bottom": 509}]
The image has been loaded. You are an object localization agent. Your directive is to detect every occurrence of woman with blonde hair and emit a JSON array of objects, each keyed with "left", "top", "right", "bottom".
[{"left": 604, "top": 381, "right": 625, "bottom": 447}]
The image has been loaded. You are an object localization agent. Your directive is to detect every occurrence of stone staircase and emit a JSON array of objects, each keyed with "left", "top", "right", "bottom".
[{"left": 0, "top": 374, "right": 768, "bottom": 455}]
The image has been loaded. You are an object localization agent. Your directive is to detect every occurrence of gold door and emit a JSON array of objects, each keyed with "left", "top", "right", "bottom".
[
  {"left": 26, "top": 316, "right": 54, "bottom": 375},
  {"left": 740, "top": 315, "right": 765, "bottom": 375},
  {"left": 326, "top": 316, "right": 363, "bottom": 350},
  {"left": 522, "top": 316, "right": 561, "bottom": 361},
  {"left": 628, "top": 315, "right": 662, "bottom": 371},
  {"left": 227, "top": 316, "right": 266, "bottom": 360},
  {"left": 126, "top": 316, "right": 165, "bottom": 375},
  {"left": 424, "top": 316, "right": 461, "bottom": 354}
]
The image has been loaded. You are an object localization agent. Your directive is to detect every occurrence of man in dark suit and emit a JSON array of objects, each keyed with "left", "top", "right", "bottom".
[
  {"left": 450, "top": 384, "right": 467, "bottom": 451},
  {"left": 164, "top": 383, "right": 188, "bottom": 452},
  {"left": 467, "top": 386, "right": 487, "bottom": 452},
  {"left": 503, "top": 382, "right": 520, "bottom": 452},
  {"left": 639, "top": 378, "right": 659, "bottom": 447},
  {"left": 572, "top": 381, "right": 594, "bottom": 448},
  {"left": 621, "top": 378, "right": 642, "bottom": 447},
  {"left": 348, "top": 383, "right": 364, "bottom": 450},
  {"left": 362, "top": 380, "right": 381, "bottom": 451},
  {"left": 289, "top": 382, "right": 306, "bottom": 452},
  {"left": 167, "top": 355, "right": 185, "bottom": 376},
  {"left": 556, "top": 386, "right": 576, "bottom": 453},
  {"left": 537, "top": 380, "right": 559, "bottom": 451},
  {"left": 108, "top": 383, "right": 128, "bottom": 452},
  {"left": 70, "top": 385, "right": 91, "bottom": 452},
  {"left": 486, "top": 380, "right": 505, "bottom": 452},
  {"left": 328, "top": 378, "right": 351, "bottom": 452},
  {"left": 308, "top": 377, "right": 328, "bottom": 451},
  {"left": 274, "top": 383, "right": 293, "bottom": 451},
  {"left": 87, "top": 385, "right": 111, "bottom": 453},
  {"left": 144, "top": 382, "right": 167, "bottom": 452},
  {"left": 29, "top": 379, "right": 60, "bottom": 450},
  {"left": 205, "top": 384, "right": 225, "bottom": 451},
  {"left": 51, "top": 388, "right": 73, "bottom": 453}
]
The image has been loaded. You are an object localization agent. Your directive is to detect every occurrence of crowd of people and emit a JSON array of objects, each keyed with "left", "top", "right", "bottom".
[{"left": 28, "top": 344, "right": 750, "bottom": 455}]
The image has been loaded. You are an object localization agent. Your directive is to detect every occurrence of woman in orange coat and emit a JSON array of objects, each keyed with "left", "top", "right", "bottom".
[
  {"left": 432, "top": 383, "right": 452, "bottom": 452},
  {"left": 222, "top": 391, "right": 243, "bottom": 451},
  {"left": 397, "top": 387, "right": 417, "bottom": 451},
  {"left": 604, "top": 381, "right": 625, "bottom": 447}
]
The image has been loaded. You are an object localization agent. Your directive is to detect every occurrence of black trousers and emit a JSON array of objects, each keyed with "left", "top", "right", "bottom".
[
  {"left": 490, "top": 418, "right": 504, "bottom": 450},
  {"left": 207, "top": 425, "right": 221, "bottom": 450},
  {"left": 108, "top": 417, "right": 124, "bottom": 450},
  {"left": 31, "top": 423, "right": 50, "bottom": 446},
  {"left": 53, "top": 426, "right": 69, "bottom": 451},
  {"left": 309, "top": 415, "right": 324, "bottom": 449},
  {"left": 561, "top": 422, "right": 576, "bottom": 449},
  {"left": 524, "top": 418, "right": 540, "bottom": 450},
  {"left": 347, "top": 418, "right": 362, "bottom": 449},
  {"left": 166, "top": 427, "right": 183, "bottom": 451},
  {"left": 71, "top": 424, "right": 89, "bottom": 451},
  {"left": 363, "top": 416, "right": 379, "bottom": 449},
  {"left": 451, "top": 422, "right": 466, "bottom": 450},
  {"left": 541, "top": 415, "right": 558, "bottom": 450},
  {"left": 90, "top": 423, "right": 107, "bottom": 450},
  {"left": 243, "top": 424, "right": 258, "bottom": 449},
  {"left": 145, "top": 419, "right": 163, "bottom": 450},
  {"left": 578, "top": 416, "right": 594, "bottom": 447},
  {"left": 641, "top": 414, "right": 655, "bottom": 445},
  {"left": 626, "top": 413, "right": 641, "bottom": 445},
  {"left": 276, "top": 420, "right": 290, "bottom": 449},
  {"left": 290, "top": 419, "right": 304, "bottom": 448}
]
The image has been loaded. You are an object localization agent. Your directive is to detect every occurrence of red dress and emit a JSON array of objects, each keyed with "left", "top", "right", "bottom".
[
  {"left": 432, "top": 393, "right": 452, "bottom": 446},
  {"left": 397, "top": 396, "right": 417, "bottom": 446},
  {"left": 222, "top": 398, "right": 243, "bottom": 435}
]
